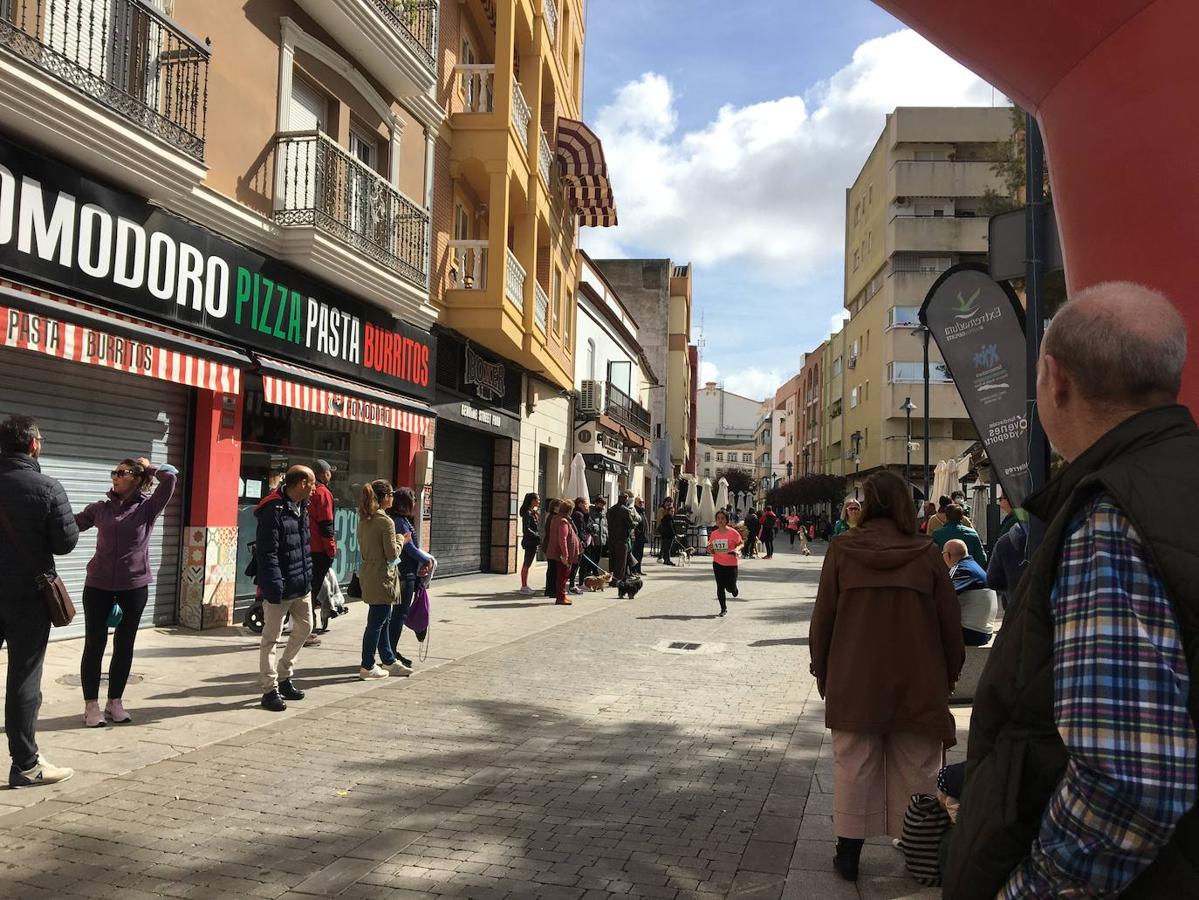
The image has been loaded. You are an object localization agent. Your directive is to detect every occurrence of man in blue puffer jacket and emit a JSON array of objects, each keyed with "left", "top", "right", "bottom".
[{"left": 254, "top": 465, "right": 314, "bottom": 712}]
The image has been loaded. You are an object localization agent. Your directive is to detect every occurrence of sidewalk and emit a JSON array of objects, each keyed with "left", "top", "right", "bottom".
[{"left": 0, "top": 567, "right": 629, "bottom": 817}]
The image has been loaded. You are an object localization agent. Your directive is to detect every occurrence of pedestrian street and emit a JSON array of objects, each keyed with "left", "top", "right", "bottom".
[{"left": 0, "top": 545, "right": 969, "bottom": 900}]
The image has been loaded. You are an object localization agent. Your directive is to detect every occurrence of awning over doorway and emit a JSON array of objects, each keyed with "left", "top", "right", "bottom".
[
  {"left": 0, "top": 279, "right": 247, "bottom": 392},
  {"left": 556, "top": 118, "right": 618, "bottom": 228},
  {"left": 256, "top": 356, "right": 434, "bottom": 434}
]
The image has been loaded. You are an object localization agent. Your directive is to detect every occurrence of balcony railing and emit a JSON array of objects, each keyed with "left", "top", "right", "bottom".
[
  {"left": 505, "top": 247, "right": 526, "bottom": 311},
  {"left": 534, "top": 281, "right": 549, "bottom": 332},
  {"left": 542, "top": 0, "right": 558, "bottom": 43},
  {"left": 370, "top": 0, "right": 438, "bottom": 68},
  {"left": 604, "top": 381, "right": 651, "bottom": 438},
  {"left": 448, "top": 239, "right": 488, "bottom": 289},
  {"left": 0, "top": 0, "right": 211, "bottom": 159},
  {"left": 538, "top": 128, "right": 553, "bottom": 186},
  {"left": 275, "top": 131, "right": 430, "bottom": 288},
  {"left": 455, "top": 63, "right": 494, "bottom": 113},
  {"left": 511, "top": 81, "right": 531, "bottom": 140}
]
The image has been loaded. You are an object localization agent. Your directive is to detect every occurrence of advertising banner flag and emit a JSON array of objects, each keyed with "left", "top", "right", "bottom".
[{"left": 919, "top": 264, "right": 1032, "bottom": 507}]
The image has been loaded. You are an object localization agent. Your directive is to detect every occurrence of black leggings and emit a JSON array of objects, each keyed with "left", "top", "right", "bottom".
[
  {"left": 81, "top": 586, "right": 149, "bottom": 701},
  {"left": 712, "top": 562, "right": 739, "bottom": 610},
  {"left": 521, "top": 545, "right": 536, "bottom": 570}
]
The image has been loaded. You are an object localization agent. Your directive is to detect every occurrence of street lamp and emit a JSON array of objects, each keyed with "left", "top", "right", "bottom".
[
  {"left": 900, "top": 397, "right": 916, "bottom": 500},
  {"left": 911, "top": 325, "right": 931, "bottom": 505}
]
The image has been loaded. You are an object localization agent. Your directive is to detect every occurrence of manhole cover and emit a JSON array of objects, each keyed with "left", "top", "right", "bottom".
[
  {"left": 654, "top": 640, "right": 727, "bottom": 656},
  {"left": 57, "top": 673, "right": 145, "bottom": 687}
]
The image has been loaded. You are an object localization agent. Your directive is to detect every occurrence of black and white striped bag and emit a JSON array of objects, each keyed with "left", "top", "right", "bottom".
[{"left": 900, "top": 793, "right": 951, "bottom": 886}]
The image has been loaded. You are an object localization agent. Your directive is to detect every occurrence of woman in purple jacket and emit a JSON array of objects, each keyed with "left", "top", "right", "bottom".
[{"left": 76, "top": 457, "right": 177, "bottom": 727}]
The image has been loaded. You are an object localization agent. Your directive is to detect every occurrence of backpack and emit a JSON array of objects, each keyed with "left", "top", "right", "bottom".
[{"left": 900, "top": 793, "right": 951, "bottom": 886}]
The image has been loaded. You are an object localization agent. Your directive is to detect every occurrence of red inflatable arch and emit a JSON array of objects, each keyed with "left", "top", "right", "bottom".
[{"left": 872, "top": 0, "right": 1199, "bottom": 414}]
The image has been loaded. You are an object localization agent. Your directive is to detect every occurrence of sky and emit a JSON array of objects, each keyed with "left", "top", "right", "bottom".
[{"left": 579, "top": 0, "right": 1001, "bottom": 400}]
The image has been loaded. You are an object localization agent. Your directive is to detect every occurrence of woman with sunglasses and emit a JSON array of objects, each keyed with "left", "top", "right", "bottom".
[
  {"left": 832, "top": 498, "right": 862, "bottom": 537},
  {"left": 356, "top": 480, "right": 413, "bottom": 680},
  {"left": 75, "top": 457, "right": 178, "bottom": 727}
]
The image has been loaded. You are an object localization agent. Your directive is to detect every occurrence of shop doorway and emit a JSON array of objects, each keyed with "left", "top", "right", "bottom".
[{"left": 430, "top": 423, "right": 494, "bottom": 576}]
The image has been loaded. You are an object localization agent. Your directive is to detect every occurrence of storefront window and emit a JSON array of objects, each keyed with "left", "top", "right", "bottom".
[{"left": 234, "top": 376, "right": 396, "bottom": 604}]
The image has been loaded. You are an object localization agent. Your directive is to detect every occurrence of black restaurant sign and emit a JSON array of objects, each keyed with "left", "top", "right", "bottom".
[
  {"left": 920, "top": 264, "right": 1033, "bottom": 507},
  {"left": 0, "top": 136, "right": 434, "bottom": 401}
]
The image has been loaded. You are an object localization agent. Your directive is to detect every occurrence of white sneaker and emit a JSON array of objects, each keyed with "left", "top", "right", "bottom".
[
  {"left": 9, "top": 755, "right": 74, "bottom": 788},
  {"left": 518, "top": 585, "right": 535, "bottom": 595},
  {"left": 387, "top": 661, "right": 413, "bottom": 677},
  {"left": 358, "top": 666, "right": 389, "bottom": 680}
]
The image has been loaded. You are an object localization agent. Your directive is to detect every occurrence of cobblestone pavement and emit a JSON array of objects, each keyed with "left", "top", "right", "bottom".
[{"left": 0, "top": 544, "right": 969, "bottom": 899}]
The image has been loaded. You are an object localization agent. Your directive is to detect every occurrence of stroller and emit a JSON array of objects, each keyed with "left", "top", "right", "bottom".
[
  {"left": 242, "top": 542, "right": 347, "bottom": 634},
  {"left": 664, "top": 515, "right": 693, "bottom": 566}
]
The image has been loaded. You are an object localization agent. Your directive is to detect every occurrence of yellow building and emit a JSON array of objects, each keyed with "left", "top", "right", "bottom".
[
  {"left": 826, "top": 107, "right": 1011, "bottom": 496},
  {"left": 667, "top": 265, "right": 694, "bottom": 476},
  {"left": 433, "top": 0, "right": 611, "bottom": 391}
]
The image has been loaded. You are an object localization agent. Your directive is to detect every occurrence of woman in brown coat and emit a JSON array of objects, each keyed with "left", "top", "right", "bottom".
[{"left": 809, "top": 470, "right": 964, "bottom": 882}]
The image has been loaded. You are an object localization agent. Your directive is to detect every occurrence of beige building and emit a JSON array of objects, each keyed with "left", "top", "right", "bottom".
[{"left": 824, "top": 107, "right": 1010, "bottom": 497}]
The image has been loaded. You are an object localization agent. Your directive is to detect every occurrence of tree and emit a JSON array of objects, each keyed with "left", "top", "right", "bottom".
[{"left": 715, "top": 467, "right": 755, "bottom": 497}]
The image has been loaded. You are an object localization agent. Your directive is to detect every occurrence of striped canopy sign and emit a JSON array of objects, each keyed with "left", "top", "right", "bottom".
[{"left": 556, "top": 118, "right": 618, "bottom": 227}]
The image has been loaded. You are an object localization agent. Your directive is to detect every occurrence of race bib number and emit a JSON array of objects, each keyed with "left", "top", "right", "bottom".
[{"left": 712, "top": 539, "right": 729, "bottom": 552}]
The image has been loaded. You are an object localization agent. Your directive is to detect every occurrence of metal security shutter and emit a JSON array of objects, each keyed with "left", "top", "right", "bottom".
[
  {"left": 0, "top": 349, "right": 189, "bottom": 639},
  {"left": 430, "top": 424, "right": 493, "bottom": 576}
]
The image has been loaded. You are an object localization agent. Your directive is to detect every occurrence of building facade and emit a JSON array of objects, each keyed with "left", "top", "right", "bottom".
[
  {"left": 697, "top": 382, "right": 761, "bottom": 443},
  {"left": 797, "top": 344, "right": 825, "bottom": 476},
  {"left": 0, "top": 0, "right": 450, "bottom": 632},
  {"left": 774, "top": 372, "right": 801, "bottom": 482},
  {"left": 825, "top": 106, "right": 1009, "bottom": 496},
  {"left": 592, "top": 258, "right": 692, "bottom": 498},
  {"left": 574, "top": 252, "right": 655, "bottom": 505},
  {"left": 429, "top": 0, "right": 614, "bottom": 574}
]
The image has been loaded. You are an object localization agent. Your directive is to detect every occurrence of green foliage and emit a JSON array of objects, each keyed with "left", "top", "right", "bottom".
[
  {"left": 715, "top": 467, "right": 755, "bottom": 496},
  {"left": 765, "top": 474, "right": 848, "bottom": 510}
]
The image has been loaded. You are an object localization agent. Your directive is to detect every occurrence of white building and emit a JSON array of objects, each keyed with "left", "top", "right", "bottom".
[{"left": 574, "top": 253, "right": 658, "bottom": 505}]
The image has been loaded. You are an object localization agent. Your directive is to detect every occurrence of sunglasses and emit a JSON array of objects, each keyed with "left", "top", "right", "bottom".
[{"left": 111, "top": 469, "right": 136, "bottom": 478}]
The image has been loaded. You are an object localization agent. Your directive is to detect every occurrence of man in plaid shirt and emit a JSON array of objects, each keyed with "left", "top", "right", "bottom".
[{"left": 943, "top": 283, "right": 1199, "bottom": 899}]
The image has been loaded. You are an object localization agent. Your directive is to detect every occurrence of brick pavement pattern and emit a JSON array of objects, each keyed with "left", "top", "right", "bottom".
[{"left": 0, "top": 544, "right": 965, "bottom": 899}]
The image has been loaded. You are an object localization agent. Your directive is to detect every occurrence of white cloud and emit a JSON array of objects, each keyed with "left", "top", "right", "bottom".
[
  {"left": 829, "top": 309, "right": 851, "bottom": 334},
  {"left": 584, "top": 29, "right": 998, "bottom": 284},
  {"left": 724, "top": 367, "right": 780, "bottom": 402},
  {"left": 699, "top": 360, "right": 720, "bottom": 384}
]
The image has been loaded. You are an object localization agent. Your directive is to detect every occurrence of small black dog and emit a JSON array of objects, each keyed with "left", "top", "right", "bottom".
[{"left": 618, "top": 575, "right": 644, "bottom": 599}]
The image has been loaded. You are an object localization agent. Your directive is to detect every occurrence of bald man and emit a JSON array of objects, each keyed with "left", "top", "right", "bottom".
[
  {"left": 945, "top": 284, "right": 1199, "bottom": 899},
  {"left": 253, "top": 464, "right": 315, "bottom": 712},
  {"left": 941, "top": 538, "right": 991, "bottom": 647}
]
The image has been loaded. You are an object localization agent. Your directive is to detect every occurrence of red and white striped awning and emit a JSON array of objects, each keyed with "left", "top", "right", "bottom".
[
  {"left": 258, "top": 356, "right": 433, "bottom": 434},
  {"left": 556, "top": 118, "right": 618, "bottom": 228},
  {"left": 0, "top": 280, "right": 244, "bottom": 393}
]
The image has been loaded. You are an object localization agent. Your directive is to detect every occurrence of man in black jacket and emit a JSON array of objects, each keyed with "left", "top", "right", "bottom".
[
  {"left": 0, "top": 415, "right": 79, "bottom": 787},
  {"left": 606, "top": 492, "right": 640, "bottom": 595},
  {"left": 254, "top": 465, "right": 314, "bottom": 712}
]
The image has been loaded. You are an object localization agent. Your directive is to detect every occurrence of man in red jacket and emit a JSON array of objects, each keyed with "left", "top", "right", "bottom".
[{"left": 308, "top": 460, "right": 338, "bottom": 640}]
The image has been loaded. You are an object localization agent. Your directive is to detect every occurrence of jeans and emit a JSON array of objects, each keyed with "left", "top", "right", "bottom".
[
  {"left": 259, "top": 594, "right": 312, "bottom": 693},
  {"left": 763, "top": 533, "right": 774, "bottom": 557},
  {"left": 712, "top": 562, "right": 739, "bottom": 611},
  {"left": 630, "top": 539, "right": 645, "bottom": 573},
  {"left": 388, "top": 573, "right": 417, "bottom": 656},
  {"left": 0, "top": 589, "right": 51, "bottom": 770},
  {"left": 361, "top": 603, "right": 398, "bottom": 669},
  {"left": 80, "top": 585, "right": 149, "bottom": 700}
]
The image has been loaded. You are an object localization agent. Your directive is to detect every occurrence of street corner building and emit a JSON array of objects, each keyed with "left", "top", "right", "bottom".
[{"left": 0, "top": 0, "right": 613, "bottom": 631}]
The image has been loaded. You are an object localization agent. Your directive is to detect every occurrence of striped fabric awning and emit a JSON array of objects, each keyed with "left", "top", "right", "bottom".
[
  {"left": 556, "top": 117, "right": 618, "bottom": 228},
  {"left": 258, "top": 356, "right": 434, "bottom": 434},
  {"left": 0, "top": 280, "right": 243, "bottom": 393}
]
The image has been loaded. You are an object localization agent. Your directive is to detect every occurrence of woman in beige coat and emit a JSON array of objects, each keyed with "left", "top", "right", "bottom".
[{"left": 356, "top": 480, "right": 410, "bottom": 680}]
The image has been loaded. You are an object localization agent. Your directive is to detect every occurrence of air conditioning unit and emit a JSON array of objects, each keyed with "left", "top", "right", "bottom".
[
  {"left": 574, "top": 424, "right": 600, "bottom": 454},
  {"left": 578, "top": 379, "right": 603, "bottom": 416},
  {"left": 847, "top": 355, "right": 858, "bottom": 369}
]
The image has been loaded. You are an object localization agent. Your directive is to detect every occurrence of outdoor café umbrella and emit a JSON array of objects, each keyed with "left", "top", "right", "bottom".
[
  {"left": 698, "top": 477, "right": 716, "bottom": 525},
  {"left": 714, "top": 477, "right": 730, "bottom": 513},
  {"left": 681, "top": 476, "right": 698, "bottom": 513},
  {"left": 567, "top": 453, "right": 588, "bottom": 501}
]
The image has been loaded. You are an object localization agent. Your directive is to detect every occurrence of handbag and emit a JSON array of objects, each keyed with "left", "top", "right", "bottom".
[
  {"left": 243, "top": 541, "right": 258, "bottom": 580},
  {"left": 900, "top": 793, "right": 951, "bottom": 886},
  {"left": 106, "top": 602, "right": 124, "bottom": 628},
  {"left": 347, "top": 571, "right": 363, "bottom": 598},
  {"left": 0, "top": 502, "right": 76, "bottom": 627}
]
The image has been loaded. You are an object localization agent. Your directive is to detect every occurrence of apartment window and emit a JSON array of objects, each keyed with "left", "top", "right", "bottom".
[
  {"left": 864, "top": 381, "right": 869, "bottom": 401},
  {"left": 914, "top": 150, "right": 949, "bottom": 161},
  {"left": 850, "top": 339, "right": 860, "bottom": 358},
  {"left": 585, "top": 339, "right": 596, "bottom": 382},
  {"left": 850, "top": 386, "right": 859, "bottom": 408},
  {"left": 831, "top": 356, "right": 843, "bottom": 378},
  {"left": 888, "top": 306, "right": 921, "bottom": 329},
  {"left": 563, "top": 291, "right": 573, "bottom": 344},
  {"left": 889, "top": 362, "right": 952, "bottom": 383},
  {"left": 716, "top": 452, "right": 724, "bottom": 462},
  {"left": 742, "top": 453, "right": 752, "bottom": 464},
  {"left": 914, "top": 200, "right": 950, "bottom": 217},
  {"left": 704, "top": 467, "right": 711, "bottom": 477},
  {"left": 704, "top": 451, "right": 711, "bottom": 462}
]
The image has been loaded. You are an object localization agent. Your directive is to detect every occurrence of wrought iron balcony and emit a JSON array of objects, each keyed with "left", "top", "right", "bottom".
[
  {"left": 274, "top": 131, "right": 430, "bottom": 289},
  {"left": 0, "top": 0, "right": 211, "bottom": 160},
  {"left": 538, "top": 128, "right": 553, "bottom": 186},
  {"left": 370, "top": 0, "right": 437, "bottom": 68},
  {"left": 542, "top": 0, "right": 558, "bottom": 43},
  {"left": 604, "top": 381, "right": 651, "bottom": 438}
]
